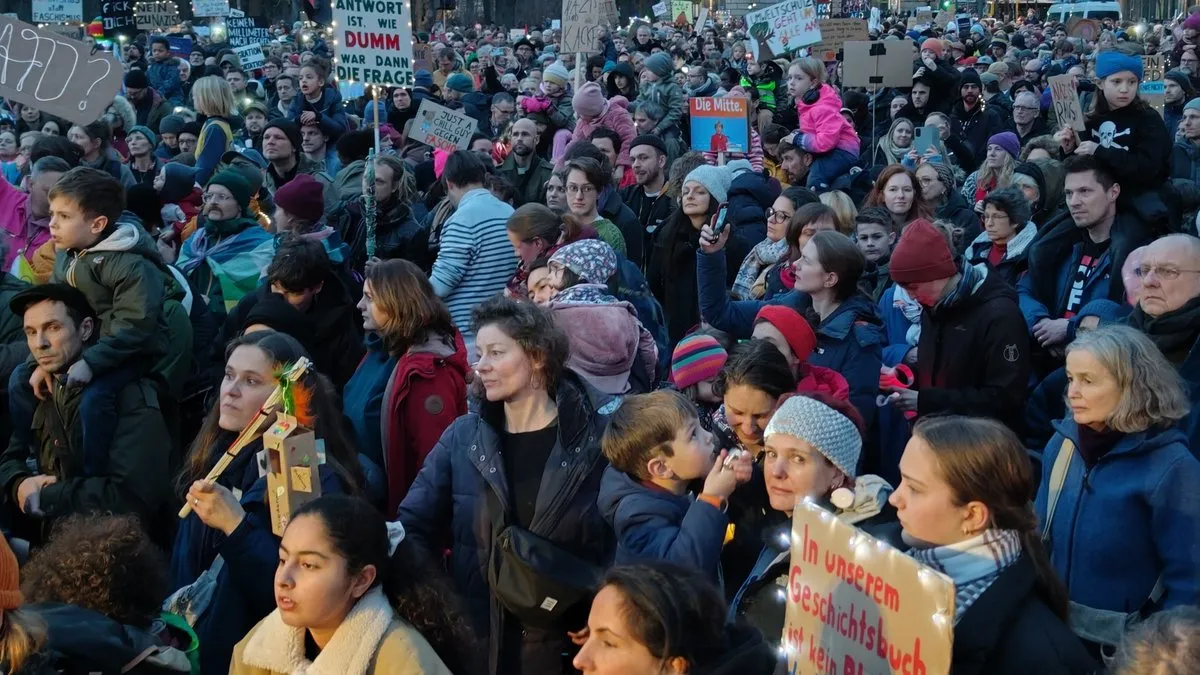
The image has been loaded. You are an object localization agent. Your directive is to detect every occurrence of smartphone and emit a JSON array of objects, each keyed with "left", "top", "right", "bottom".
[
  {"left": 913, "top": 125, "right": 939, "bottom": 155},
  {"left": 711, "top": 204, "right": 729, "bottom": 236}
]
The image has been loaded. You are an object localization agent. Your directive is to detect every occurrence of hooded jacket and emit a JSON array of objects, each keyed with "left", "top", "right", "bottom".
[
  {"left": 605, "top": 62, "right": 638, "bottom": 100},
  {"left": 287, "top": 85, "right": 349, "bottom": 138},
  {"left": 329, "top": 194, "right": 427, "bottom": 276},
  {"left": 147, "top": 57, "right": 184, "bottom": 106},
  {"left": 566, "top": 95, "right": 638, "bottom": 171},
  {"left": 967, "top": 220, "right": 1037, "bottom": 287},
  {"left": 0, "top": 172, "right": 34, "bottom": 269},
  {"left": 937, "top": 189, "right": 983, "bottom": 253},
  {"left": 550, "top": 293, "right": 657, "bottom": 395},
  {"left": 794, "top": 83, "right": 861, "bottom": 156},
  {"left": 27, "top": 602, "right": 192, "bottom": 675},
  {"left": 949, "top": 99, "right": 1006, "bottom": 172},
  {"left": 686, "top": 72, "right": 721, "bottom": 98}
]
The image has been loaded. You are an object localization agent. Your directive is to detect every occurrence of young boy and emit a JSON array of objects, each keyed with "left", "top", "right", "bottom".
[
  {"left": 147, "top": 36, "right": 184, "bottom": 106},
  {"left": 597, "top": 390, "right": 752, "bottom": 581},
  {"left": 853, "top": 206, "right": 897, "bottom": 302}
]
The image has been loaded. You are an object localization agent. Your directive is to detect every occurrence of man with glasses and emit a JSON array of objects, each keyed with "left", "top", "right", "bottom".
[
  {"left": 481, "top": 92, "right": 516, "bottom": 138},
  {"left": 1012, "top": 91, "right": 1048, "bottom": 146},
  {"left": 1021, "top": 60, "right": 1043, "bottom": 89}
]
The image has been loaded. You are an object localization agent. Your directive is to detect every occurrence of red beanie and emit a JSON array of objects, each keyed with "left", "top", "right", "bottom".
[
  {"left": 273, "top": 174, "right": 326, "bottom": 223},
  {"left": 889, "top": 219, "right": 958, "bottom": 285},
  {"left": 921, "top": 38, "right": 944, "bottom": 58},
  {"left": 755, "top": 305, "right": 817, "bottom": 362}
]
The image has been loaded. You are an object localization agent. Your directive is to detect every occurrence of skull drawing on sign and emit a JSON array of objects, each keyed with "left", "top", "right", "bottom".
[{"left": 1093, "top": 121, "right": 1132, "bottom": 151}]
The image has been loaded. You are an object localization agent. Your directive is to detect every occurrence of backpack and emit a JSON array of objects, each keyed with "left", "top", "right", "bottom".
[{"left": 611, "top": 260, "right": 669, "bottom": 384}]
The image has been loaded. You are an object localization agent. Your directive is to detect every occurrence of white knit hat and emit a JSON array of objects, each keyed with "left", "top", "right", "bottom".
[
  {"left": 763, "top": 395, "right": 861, "bottom": 479},
  {"left": 684, "top": 165, "right": 732, "bottom": 204}
]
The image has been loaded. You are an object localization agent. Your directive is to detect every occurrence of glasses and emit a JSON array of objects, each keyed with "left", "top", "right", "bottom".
[
  {"left": 766, "top": 208, "right": 793, "bottom": 222},
  {"left": 566, "top": 184, "right": 596, "bottom": 195},
  {"left": 203, "top": 192, "right": 233, "bottom": 203},
  {"left": 1013, "top": 105, "right": 1039, "bottom": 112},
  {"left": 495, "top": 107, "right": 515, "bottom": 114},
  {"left": 1134, "top": 265, "right": 1200, "bottom": 281}
]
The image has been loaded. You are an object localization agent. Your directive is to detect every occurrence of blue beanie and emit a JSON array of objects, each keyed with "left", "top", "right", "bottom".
[
  {"left": 1095, "top": 51, "right": 1143, "bottom": 80},
  {"left": 445, "top": 73, "right": 474, "bottom": 93},
  {"left": 1186, "top": 97, "right": 1200, "bottom": 113},
  {"left": 414, "top": 70, "right": 433, "bottom": 88}
]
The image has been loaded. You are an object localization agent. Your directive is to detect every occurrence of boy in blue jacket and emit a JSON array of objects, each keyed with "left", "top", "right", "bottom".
[
  {"left": 597, "top": 390, "right": 752, "bottom": 582},
  {"left": 288, "top": 57, "right": 348, "bottom": 139},
  {"left": 147, "top": 37, "right": 184, "bottom": 106}
]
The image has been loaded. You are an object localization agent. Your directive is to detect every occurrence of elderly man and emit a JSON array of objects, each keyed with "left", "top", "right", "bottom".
[{"left": 1012, "top": 90, "right": 1049, "bottom": 146}]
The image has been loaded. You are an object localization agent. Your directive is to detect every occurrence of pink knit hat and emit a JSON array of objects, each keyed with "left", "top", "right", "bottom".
[
  {"left": 433, "top": 149, "right": 451, "bottom": 179},
  {"left": 572, "top": 81, "right": 609, "bottom": 119}
]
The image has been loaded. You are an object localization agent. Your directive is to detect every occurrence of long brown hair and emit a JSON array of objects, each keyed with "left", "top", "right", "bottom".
[
  {"left": 506, "top": 203, "right": 584, "bottom": 248},
  {"left": 865, "top": 164, "right": 934, "bottom": 224},
  {"left": 365, "top": 259, "right": 456, "bottom": 358},
  {"left": 0, "top": 608, "right": 46, "bottom": 672},
  {"left": 912, "top": 416, "right": 1070, "bottom": 621}
]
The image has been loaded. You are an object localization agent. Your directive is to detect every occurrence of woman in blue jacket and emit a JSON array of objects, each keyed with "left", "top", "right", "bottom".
[
  {"left": 1036, "top": 325, "right": 1200, "bottom": 660},
  {"left": 397, "top": 296, "right": 617, "bottom": 675},
  {"left": 168, "top": 331, "right": 363, "bottom": 674}
]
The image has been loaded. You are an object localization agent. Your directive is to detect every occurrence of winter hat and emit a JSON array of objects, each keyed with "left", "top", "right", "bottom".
[
  {"left": 124, "top": 69, "right": 150, "bottom": 89},
  {"left": 0, "top": 536, "right": 21, "bottom": 610},
  {"left": 446, "top": 73, "right": 475, "bottom": 93},
  {"left": 264, "top": 119, "right": 303, "bottom": 156},
  {"left": 159, "top": 114, "right": 186, "bottom": 136},
  {"left": 920, "top": 38, "right": 943, "bottom": 58},
  {"left": 630, "top": 134, "right": 667, "bottom": 156},
  {"left": 981, "top": 72, "right": 1000, "bottom": 91},
  {"left": 274, "top": 174, "right": 326, "bottom": 222},
  {"left": 726, "top": 158, "right": 754, "bottom": 180},
  {"left": 206, "top": 169, "right": 252, "bottom": 212},
  {"left": 573, "top": 81, "right": 609, "bottom": 119},
  {"left": 671, "top": 334, "right": 728, "bottom": 389},
  {"left": 929, "top": 159, "right": 957, "bottom": 191},
  {"left": 543, "top": 61, "right": 570, "bottom": 87},
  {"left": 986, "top": 61, "right": 1010, "bottom": 77},
  {"left": 1185, "top": 13, "right": 1200, "bottom": 31},
  {"left": 1186, "top": 97, "right": 1200, "bottom": 114},
  {"left": 987, "top": 131, "right": 1020, "bottom": 160},
  {"left": 127, "top": 125, "right": 157, "bottom": 147},
  {"left": 1095, "top": 51, "right": 1142, "bottom": 80},
  {"left": 644, "top": 52, "right": 673, "bottom": 79},
  {"left": 889, "top": 219, "right": 957, "bottom": 284},
  {"left": 764, "top": 395, "right": 862, "bottom": 479},
  {"left": 755, "top": 305, "right": 817, "bottom": 362},
  {"left": 243, "top": 291, "right": 314, "bottom": 341},
  {"left": 1166, "top": 70, "right": 1197, "bottom": 99},
  {"left": 684, "top": 165, "right": 732, "bottom": 204},
  {"left": 976, "top": 55, "right": 995, "bottom": 66},
  {"left": 959, "top": 67, "right": 982, "bottom": 88},
  {"left": 160, "top": 162, "right": 197, "bottom": 202},
  {"left": 549, "top": 239, "right": 619, "bottom": 284},
  {"left": 414, "top": 69, "right": 434, "bottom": 88}
]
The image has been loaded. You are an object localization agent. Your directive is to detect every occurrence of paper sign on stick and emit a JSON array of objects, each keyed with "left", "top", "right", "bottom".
[
  {"left": 690, "top": 97, "right": 749, "bottom": 153},
  {"left": 745, "top": 0, "right": 822, "bottom": 60},
  {"left": 841, "top": 40, "right": 914, "bottom": 88},
  {"left": 652, "top": 0, "right": 668, "bottom": 17},
  {"left": 33, "top": 0, "right": 82, "bottom": 23},
  {"left": 809, "top": 18, "right": 866, "bottom": 61},
  {"left": 781, "top": 500, "right": 955, "bottom": 675},
  {"left": 561, "top": 0, "right": 602, "bottom": 53},
  {"left": 411, "top": 99, "right": 478, "bottom": 150},
  {"left": 333, "top": 0, "right": 415, "bottom": 88},
  {"left": 695, "top": 6, "right": 709, "bottom": 32},
  {"left": 1048, "top": 74, "right": 1085, "bottom": 131},
  {"left": 135, "top": 0, "right": 180, "bottom": 30},
  {"left": 191, "top": 0, "right": 228, "bottom": 15},
  {"left": 101, "top": 0, "right": 135, "bottom": 36}
]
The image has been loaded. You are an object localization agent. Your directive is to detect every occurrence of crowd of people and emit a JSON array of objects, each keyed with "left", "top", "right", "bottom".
[{"left": 0, "top": 5, "right": 1197, "bottom": 675}]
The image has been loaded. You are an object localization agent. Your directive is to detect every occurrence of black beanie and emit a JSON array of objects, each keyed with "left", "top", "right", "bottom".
[
  {"left": 124, "top": 69, "right": 149, "bottom": 89},
  {"left": 264, "top": 119, "right": 302, "bottom": 156},
  {"left": 959, "top": 67, "right": 982, "bottom": 88},
  {"left": 629, "top": 134, "right": 668, "bottom": 156}
]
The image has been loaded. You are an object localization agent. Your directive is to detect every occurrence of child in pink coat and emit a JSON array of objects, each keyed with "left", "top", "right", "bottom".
[
  {"left": 562, "top": 82, "right": 637, "bottom": 182},
  {"left": 787, "top": 57, "right": 861, "bottom": 190}
]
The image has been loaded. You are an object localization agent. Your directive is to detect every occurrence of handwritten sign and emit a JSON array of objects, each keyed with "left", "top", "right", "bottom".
[
  {"left": 233, "top": 43, "right": 265, "bottom": 70},
  {"left": 745, "top": 0, "right": 822, "bottom": 61},
  {"left": 191, "top": 0, "right": 228, "bottom": 16},
  {"left": 1048, "top": 74, "right": 1084, "bottom": 132},
  {"left": 671, "top": 0, "right": 692, "bottom": 23},
  {"left": 782, "top": 500, "right": 955, "bottom": 675},
  {"left": 509, "top": 28, "right": 525, "bottom": 41},
  {"left": 226, "top": 16, "right": 272, "bottom": 47},
  {"left": 1066, "top": 17, "right": 1100, "bottom": 41},
  {"left": 652, "top": 0, "right": 668, "bottom": 17},
  {"left": 562, "top": 0, "right": 602, "bottom": 54},
  {"left": 934, "top": 11, "right": 952, "bottom": 28},
  {"left": 809, "top": 18, "right": 866, "bottom": 61},
  {"left": 1141, "top": 54, "right": 1165, "bottom": 117},
  {"left": 333, "top": 0, "right": 415, "bottom": 87},
  {"left": 101, "top": 0, "right": 135, "bottom": 36},
  {"left": 413, "top": 42, "right": 431, "bottom": 71},
  {"left": 411, "top": 99, "right": 478, "bottom": 150},
  {"left": 135, "top": 0, "right": 180, "bottom": 30},
  {"left": 915, "top": 8, "right": 933, "bottom": 24},
  {"left": 32, "top": 0, "right": 82, "bottom": 23},
  {"left": 690, "top": 97, "right": 749, "bottom": 153},
  {"left": 0, "top": 17, "right": 122, "bottom": 126}
]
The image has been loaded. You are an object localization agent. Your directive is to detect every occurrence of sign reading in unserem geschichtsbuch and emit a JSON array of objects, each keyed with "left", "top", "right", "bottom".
[
  {"left": 689, "top": 97, "right": 749, "bottom": 153},
  {"left": 333, "top": 0, "right": 415, "bottom": 88},
  {"left": 410, "top": 99, "right": 477, "bottom": 151},
  {"left": 745, "top": 0, "right": 822, "bottom": 61}
]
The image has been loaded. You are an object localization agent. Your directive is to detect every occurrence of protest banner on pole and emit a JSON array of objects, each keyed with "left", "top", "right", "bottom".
[
  {"left": 561, "top": 0, "right": 602, "bottom": 54},
  {"left": 410, "top": 99, "right": 478, "bottom": 150},
  {"left": 233, "top": 43, "right": 265, "bottom": 70},
  {"left": 694, "top": 6, "right": 709, "bottom": 32},
  {"left": 671, "top": 0, "right": 692, "bottom": 23},
  {"left": 690, "top": 97, "right": 749, "bottom": 153},
  {"left": 781, "top": 500, "right": 955, "bottom": 675},
  {"left": 1048, "top": 74, "right": 1085, "bottom": 131},
  {"left": 135, "top": 0, "right": 180, "bottom": 30},
  {"left": 842, "top": 40, "right": 914, "bottom": 88},
  {"left": 1141, "top": 54, "right": 1165, "bottom": 116},
  {"left": 413, "top": 42, "right": 431, "bottom": 71},
  {"left": 226, "top": 16, "right": 272, "bottom": 46},
  {"left": 191, "top": 0, "right": 228, "bottom": 17},
  {"left": 0, "top": 16, "right": 122, "bottom": 125},
  {"left": 33, "top": 0, "right": 82, "bottom": 23},
  {"left": 809, "top": 18, "right": 866, "bottom": 62},
  {"left": 333, "top": 0, "right": 415, "bottom": 88},
  {"left": 745, "top": 0, "right": 822, "bottom": 61},
  {"left": 101, "top": 0, "right": 136, "bottom": 36}
]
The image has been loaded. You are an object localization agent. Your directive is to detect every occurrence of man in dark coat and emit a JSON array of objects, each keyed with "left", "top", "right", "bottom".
[
  {"left": 950, "top": 68, "right": 1007, "bottom": 172},
  {"left": 495, "top": 119, "right": 553, "bottom": 207}
]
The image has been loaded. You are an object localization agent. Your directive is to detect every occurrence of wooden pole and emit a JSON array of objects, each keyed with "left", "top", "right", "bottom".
[{"left": 575, "top": 51, "right": 584, "bottom": 91}]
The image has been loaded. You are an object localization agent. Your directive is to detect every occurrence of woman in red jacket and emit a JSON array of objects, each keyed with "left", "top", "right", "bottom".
[{"left": 343, "top": 259, "right": 469, "bottom": 514}]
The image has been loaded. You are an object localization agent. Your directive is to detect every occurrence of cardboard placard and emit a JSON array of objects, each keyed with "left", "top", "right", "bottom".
[
  {"left": 915, "top": 8, "right": 933, "bottom": 24},
  {"left": 411, "top": 98, "right": 478, "bottom": 150},
  {"left": 101, "top": 0, "right": 135, "bottom": 36},
  {"left": 652, "top": 0, "right": 668, "bottom": 17},
  {"left": 167, "top": 35, "right": 192, "bottom": 56},
  {"left": 509, "top": 28, "right": 525, "bottom": 41},
  {"left": 695, "top": 6, "right": 709, "bottom": 32},
  {"left": 333, "top": 0, "right": 415, "bottom": 87},
  {"left": 810, "top": 18, "right": 866, "bottom": 62},
  {"left": 671, "top": 0, "right": 693, "bottom": 23},
  {"left": 601, "top": 0, "right": 619, "bottom": 24},
  {"left": 842, "top": 40, "right": 915, "bottom": 88},
  {"left": 263, "top": 415, "right": 322, "bottom": 537},
  {"left": 689, "top": 97, "right": 749, "bottom": 153},
  {"left": 1140, "top": 54, "right": 1165, "bottom": 117},
  {"left": 135, "top": 0, "right": 180, "bottom": 30},
  {"left": 561, "top": 0, "right": 602, "bottom": 53},
  {"left": 0, "top": 17, "right": 122, "bottom": 125},
  {"left": 934, "top": 10, "right": 952, "bottom": 28},
  {"left": 745, "top": 0, "right": 822, "bottom": 61},
  {"left": 413, "top": 42, "right": 431, "bottom": 71},
  {"left": 226, "top": 16, "right": 272, "bottom": 47},
  {"left": 45, "top": 24, "right": 84, "bottom": 40},
  {"left": 1066, "top": 17, "right": 1100, "bottom": 41},
  {"left": 32, "top": 0, "right": 82, "bottom": 23},
  {"left": 233, "top": 43, "right": 264, "bottom": 70},
  {"left": 191, "top": 0, "right": 228, "bottom": 17},
  {"left": 781, "top": 500, "right": 955, "bottom": 675},
  {"left": 1048, "top": 74, "right": 1085, "bottom": 131}
]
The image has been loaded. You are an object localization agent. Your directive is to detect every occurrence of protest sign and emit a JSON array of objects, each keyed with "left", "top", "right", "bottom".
[
  {"left": 101, "top": 0, "right": 135, "bottom": 35},
  {"left": 695, "top": 6, "right": 708, "bottom": 32},
  {"left": 689, "top": 97, "right": 749, "bottom": 153},
  {"left": 0, "top": 17, "right": 122, "bottom": 125},
  {"left": 191, "top": 0, "right": 228, "bottom": 16},
  {"left": 601, "top": 0, "right": 619, "bottom": 24},
  {"left": 1066, "top": 17, "right": 1100, "bottom": 41},
  {"left": 782, "top": 500, "right": 955, "bottom": 675},
  {"left": 745, "top": 0, "right": 822, "bottom": 61},
  {"left": 671, "top": 0, "right": 692, "bottom": 23},
  {"left": 135, "top": 0, "right": 180, "bottom": 30},
  {"left": 411, "top": 99, "right": 477, "bottom": 150},
  {"left": 33, "top": 0, "right": 82, "bottom": 23},
  {"left": 333, "top": 0, "right": 415, "bottom": 88},
  {"left": 551, "top": 18, "right": 561, "bottom": 29},
  {"left": 915, "top": 8, "right": 933, "bottom": 24},
  {"left": 809, "top": 18, "right": 866, "bottom": 62},
  {"left": 228, "top": 6, "right": 243, "bottom": 15},
  {"left": 1048, "top": 74, "right": 1085, "bottom": 131},
  {"left": 45, "top": 24, "right": 84, "bottom": 39},
  {"left": 167, "top": 35, "right": 193, "bottom": 57},
  {"left": 561, "top": 0, "right": 602, "bottom": 54},
  {"left": 413, "top": 42, "right": 431, "bottom": 71},
  {"left": 956, "top": 13, "right": 970, "bottom": 34},
  {"left": 934, "top": 10, "right": 951, "bottom": 28},
  {"left": 509, "top": 28, "right": 525, "bottom": 41},
  {"left": 233, "top": 43, "right": 265, "bottom": 70},
  {"left": 652, "top": 0, "right": 668, "bottom": 17},
  {"left": 1141, "top": 54, "right": 1165, "bottom": 116},
  {"left": 226, "top": 16, "right": 272, "bottom": 47},
  {"left": 842, "top": 40, "right": 914, "bottom": 88}
]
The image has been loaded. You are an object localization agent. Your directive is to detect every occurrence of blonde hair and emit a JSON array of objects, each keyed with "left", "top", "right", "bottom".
[
  {"left": 819, "top": 190, "right": 857, "bottom": 236},
  {"left": 976, "top": 147, "right": 1016, "bottom": 193},
  {"left": 191, "top": 75, "right": 235, "bottom": 117},
  {"left": 1066, "top": 325, "right": 1190, "bottom": 433},
  {"left": 791, "top": 56, "right": 825, "bottom": 84},
  {"left": 0, "top": 608, "right": 47, "bottom": 671}
]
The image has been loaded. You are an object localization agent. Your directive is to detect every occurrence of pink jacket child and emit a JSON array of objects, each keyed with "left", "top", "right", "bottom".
[
  {"left": 792, "top": 83, "right": 861, "bottom": 190},
  {"left": 563, "top": 82, "right": 637, "bottom": 176}
]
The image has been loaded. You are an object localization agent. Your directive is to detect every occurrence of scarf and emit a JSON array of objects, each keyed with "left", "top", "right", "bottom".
[
  {"left": 908, "top": 529, "right": 1022, "bottom": 622},
  {"left": 877, "top": 134, "right": 909, "bottom": 165},
  {"left": 930, "top": 262, "right": 986, "bottom": 318},
  {"left": 552, "top": 283, "right": 615, "bottom": 305},
  {"left": 891, "top": 285, "right": 923, "bottom": 346},
  {"left": 973, "top": 174, "right": 998, "bottom": 204},
  {"left": 1129, "top": 295, "right": 1200, "bottom": 365},
  {"left": 732, "top": 238, "right": 789, "bottom": 300}
]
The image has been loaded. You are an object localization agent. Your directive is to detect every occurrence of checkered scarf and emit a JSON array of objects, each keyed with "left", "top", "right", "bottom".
[{"left": 908, "top": 529, "right": 1022, "bottom": 623}]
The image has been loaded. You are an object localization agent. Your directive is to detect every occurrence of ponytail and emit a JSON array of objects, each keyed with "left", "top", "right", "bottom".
[
  {"left": 1017, "top": 509, "right": 1071, "bottom": 622},
  {"left": 559, "top": 212, "right": 584, "bottom": 244}
]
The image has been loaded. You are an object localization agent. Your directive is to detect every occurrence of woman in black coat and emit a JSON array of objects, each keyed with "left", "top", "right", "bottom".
[{"left": 890, "top": 416, "right": 1097, "bottom": 675}]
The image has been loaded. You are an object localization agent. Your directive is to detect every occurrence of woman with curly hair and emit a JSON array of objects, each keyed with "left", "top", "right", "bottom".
[{"left": 232, "top": 495, "right": 475, "bottom": 674}]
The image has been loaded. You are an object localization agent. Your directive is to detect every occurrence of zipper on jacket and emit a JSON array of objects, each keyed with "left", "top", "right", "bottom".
[{"left": 1063, "top": 462, "right": 1097, "bottom": 600}]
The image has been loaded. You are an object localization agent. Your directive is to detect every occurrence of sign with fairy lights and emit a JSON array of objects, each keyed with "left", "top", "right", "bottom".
[
  {"left": 332, "top": 0, "right": 414, "bottom": 88},
  {"left": 781, "top": 500, "right": 955, "bottom": 675},
  {"left": 33, "top": 0, "right": 82, "bottom": 23},
  {"left": 135, "top": 0, "right": 179, "bottom": 30}
]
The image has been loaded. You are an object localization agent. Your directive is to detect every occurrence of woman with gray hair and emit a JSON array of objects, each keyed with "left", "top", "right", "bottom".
[
  {"left": 1035, "top": 324, "right": 1200, "bottom": 662},
  {"left": 966, "top": 185, "right": 1037, "bottom": 288},
  {"left": 1112, "top": 605, "right": 1200, "bottom": 675}
]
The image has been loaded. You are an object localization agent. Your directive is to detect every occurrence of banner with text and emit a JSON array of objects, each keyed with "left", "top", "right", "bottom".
[
  {"left": 233, "top": 43, "right": 265, "bottom": 70},
  {"left": 561, "top": 0, "right": 602, "bottom": 54},
  {"left": 333, "top": 0, "right": 415, "bottom": 88},
  {"left": 101, "top": 0, "right": 135, "bottom": 36},
  {"left": 226, "top": 16, "right": 272, "bottom": 46},
  {"left": 782, "top": 501, "right": 954, "bottom": 675},
  {"left": 191, "top": 0, "right": 228, "bottom": 16},
  {"left": 33, "top": 0, "right": 82, "bottom": 23},
  {"left": 135, "top": 0, "right": 180, "bottom": 30},
  {"left": 745, "top": 0, "right": 822, "bottom": 61},
  {"left": 411, "top": 99, "right": 477, "bottom": 150},
  {"left": 809, "top": 18, "right": 866, "bottom": 61},
  {"left": 689, "top": 97, "right": 749, "bottom": 153},
  {"left": 1048, "top": 74, "right": 1085, "bottom": 131}
]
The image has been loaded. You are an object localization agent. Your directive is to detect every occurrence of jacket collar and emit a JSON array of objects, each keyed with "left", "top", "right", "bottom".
[
  {"left": 816, "top": 294, "right": 878, "bottom": 340},
  {"left": 951, "top": 554, "right": 1037, "bottom": 674},
  {"left": 969, "top": 220, "right": 1037, "bottom": 261},
  {"left": 1049, "top": 417, "right": 1186, "bottom": 460}
]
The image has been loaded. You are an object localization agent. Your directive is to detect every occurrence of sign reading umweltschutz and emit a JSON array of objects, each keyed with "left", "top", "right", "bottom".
[{"left": 333, "top": 0, "right": 414, "bottom": 88}]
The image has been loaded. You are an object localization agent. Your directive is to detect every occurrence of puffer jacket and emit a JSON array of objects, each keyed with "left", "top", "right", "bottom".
[
  {"left": 566, "top": 95, "right": 637, "bottom": 171},
  {"left": 147, "top": 58, "right": 184, "bottom": 105},
  {"left": 397, "top": 371, "right": 618, "bottom": 675},
  {"left": 794, "top": 83, "right": 861, "bottom": 157}
]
